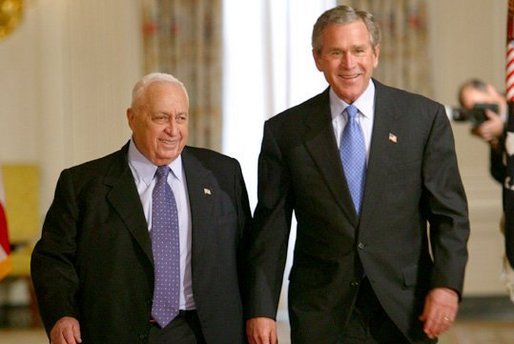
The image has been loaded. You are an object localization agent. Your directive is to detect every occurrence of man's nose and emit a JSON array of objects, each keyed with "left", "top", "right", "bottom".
[
  {"left": 340, "top": 52, "right": 354, "bottom": 68},
  {"left": 166, "top": 119, "right": 178, "bottom": 134}
]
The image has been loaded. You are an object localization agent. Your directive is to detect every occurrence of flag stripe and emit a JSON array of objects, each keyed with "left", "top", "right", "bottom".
[
  {"left": 0, "top": 204, "right": 10, "bottom": 255},
  {"left": 0, "top": 169, "right": 11, "bottom": 280},
  {"left": 504, "top": 0, "right": 514, "bottom": 269}
]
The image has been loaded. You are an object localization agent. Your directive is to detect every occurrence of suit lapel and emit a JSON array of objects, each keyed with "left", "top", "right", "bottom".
[
  {"left": 303, "top": 90, "right": 358, "bottom": 225},
  {"left": 181, "top": 148, "right": 215, "bottom": 263},
  {"left": 105, "top": 144, "right": 153, "bottom": 263},
  {"left": 360, "top": 81, "right": 399, "bottom": 220}
]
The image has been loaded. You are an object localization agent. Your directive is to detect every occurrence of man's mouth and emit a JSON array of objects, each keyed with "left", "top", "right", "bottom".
[
  {"left": 159, "top": 138, "right": 178, "bottom": 145},
  {"left": 339, "top": 73, "right": 360, "bottom": 80}
]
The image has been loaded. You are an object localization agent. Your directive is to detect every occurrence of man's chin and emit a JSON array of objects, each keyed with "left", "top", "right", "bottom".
[
  {"left": 334, "top": 89, "right": 361, "bottom": 103},
  {"left": 157, "top": 150, "right": 181, "bottom": 162}
]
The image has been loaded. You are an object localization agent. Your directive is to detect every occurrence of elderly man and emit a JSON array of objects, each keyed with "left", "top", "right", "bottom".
[{"left": 32, "top": 73, "right": 251, "bottom": 344}]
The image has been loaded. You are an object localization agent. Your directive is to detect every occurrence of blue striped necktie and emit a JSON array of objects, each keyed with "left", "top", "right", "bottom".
[
  {"left": 151, "top": 165, "right": 180, "bottom": 328},
  {"left": 340, "top": 104, "right": 366, "bottom": 214}
]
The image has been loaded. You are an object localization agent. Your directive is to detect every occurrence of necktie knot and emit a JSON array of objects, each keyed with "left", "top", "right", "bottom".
[
  {"left": 345, "top": 104, "right": 358, "bottom": 121},
  {"left": 155, "top": 165, "right": 170, "bottom": 180}
]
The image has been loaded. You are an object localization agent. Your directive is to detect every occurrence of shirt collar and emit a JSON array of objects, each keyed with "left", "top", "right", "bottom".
[
  {"left": 330, "top": 80, "right": 376, "bottom": 119},
  {"left": 128, "top": 138, "right": 184, "bottom": 185}
]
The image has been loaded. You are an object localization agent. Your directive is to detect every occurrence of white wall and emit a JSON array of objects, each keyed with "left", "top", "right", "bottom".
[
  {"left": 429, "top": 1, "right": 506, "bottom": 104},
  {"left": 429, "top": 1, "right": 508, "bottom": 295},
  {"left": 0, "top": 0, "right": 142, "bottom": 209}
]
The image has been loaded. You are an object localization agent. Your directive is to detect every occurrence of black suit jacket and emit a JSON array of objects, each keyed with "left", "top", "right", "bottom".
[
  {"left": 245, "top": 80, "right": 470, "bottom": 343},
  {"left": 32, "top": 143, "right": 251, "bottom": 343},
  {"left": 490, "top": 140, "right": 506, "bottom": 185}
]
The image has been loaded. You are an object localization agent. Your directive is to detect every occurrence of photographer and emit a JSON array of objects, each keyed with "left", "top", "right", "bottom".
[
  {"left": 458, "top": 79, "right": 514, "bottom": 300},
  {"left": 458, "top": 79, "right": 508, "bottom": 183}
]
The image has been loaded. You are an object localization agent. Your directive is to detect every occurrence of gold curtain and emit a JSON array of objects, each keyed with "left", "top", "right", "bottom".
[
  {"left": 337, "top": 0, "right": 432, "bottom": 97},
  {"left": 141, "top": 0, "right": 222, "bottom": 150}
]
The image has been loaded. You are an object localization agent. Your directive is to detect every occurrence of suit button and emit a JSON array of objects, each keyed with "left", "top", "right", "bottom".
[
  {"left": 350, "top": 281, "right": 360, "bottom": 287},
  {"left": 357, "top": 242, "right": 365, "bottom": 249}
]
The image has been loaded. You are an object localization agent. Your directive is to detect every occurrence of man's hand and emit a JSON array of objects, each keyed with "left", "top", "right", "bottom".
[
  {"left": 471, "top": 109, "right": 504, "bottom": 143},
  {"left": 50, "top": 316, "right": 82, "bottom": 344},
  {"left": 246, "top": 317, "right": 277, "bottom": 344},
  {"left": 419, "top": 287, "right": 459, "bottom": 339}
]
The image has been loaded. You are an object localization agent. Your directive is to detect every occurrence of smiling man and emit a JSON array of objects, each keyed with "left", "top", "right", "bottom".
[
  {"left": 32, "top": 73, "right": 251, "bottom": 344},
  {"left": 244, "top": 5, "right": 470, "bottom": 344}
]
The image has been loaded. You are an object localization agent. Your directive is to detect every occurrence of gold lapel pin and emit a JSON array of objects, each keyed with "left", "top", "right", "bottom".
[{"left": 388, "top": 133, "right": 398, "bottom": 143}]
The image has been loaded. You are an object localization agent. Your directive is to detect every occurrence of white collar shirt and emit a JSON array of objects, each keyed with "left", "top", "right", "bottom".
[{"left": 330, "top": 80, "right": 376, "bottom": 162}]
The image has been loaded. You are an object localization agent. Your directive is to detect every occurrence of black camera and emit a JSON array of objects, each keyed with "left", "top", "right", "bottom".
[{"left": 449, "top": 103, "right": 499, "bottom": 127}]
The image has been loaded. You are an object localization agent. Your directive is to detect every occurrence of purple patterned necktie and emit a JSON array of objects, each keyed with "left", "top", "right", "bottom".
[
  {"left": 340, "top": 104, "right": 366, "bottom": 214},
  {"left": 151, "top": 165, "right": 180, "bottom": 328}
]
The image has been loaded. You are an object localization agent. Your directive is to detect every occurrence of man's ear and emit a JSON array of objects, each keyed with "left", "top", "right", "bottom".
[
  {"left": 486, "top": 84, "right": 499, "bottom": 98},
  {"left": 313, "top": 49, "right": 323, "bottom": 71},
  {"left": 373, "top": 44, "right": 380, "bottom": 68},
  {"left": 127, "top": 108, "right": 135, "bottom": 130}
]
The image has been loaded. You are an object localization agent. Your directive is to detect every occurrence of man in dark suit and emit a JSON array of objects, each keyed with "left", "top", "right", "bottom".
[
  {"left": 31, "top": 73, "right": 251, "bottom": 343},
  {"left": 245, "top": 5, "right": 470, "bottom": 344}
]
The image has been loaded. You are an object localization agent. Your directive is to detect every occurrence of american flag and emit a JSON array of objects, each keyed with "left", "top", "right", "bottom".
[
  {"left": 0, "top": 169, "right": 11, "bottom": 280},
  {"left": 504, "top": 0, "right": 514, "bottom": 269},
  {"left": 507, "top": 0, "right": 514, "bottom": 100}
]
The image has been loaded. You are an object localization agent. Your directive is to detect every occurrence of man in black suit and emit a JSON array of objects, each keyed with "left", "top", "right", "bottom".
[
  {"left": 245, "top": 5, "right": 469, "bottom": 344},
  {"left": 31, "top": 73, "right": 251, "bottom": 343}
]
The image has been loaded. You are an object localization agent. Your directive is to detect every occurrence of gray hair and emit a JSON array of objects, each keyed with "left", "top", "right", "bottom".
[
  {"left": 131, "top": 72, "right": 189, "bottom": 108},
  {"left": 312, "top": 5, "right": 381, "bottom": 54}
]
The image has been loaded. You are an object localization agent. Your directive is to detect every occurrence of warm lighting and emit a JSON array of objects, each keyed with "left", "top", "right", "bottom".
[{"left": 0, "top": 0, "right": 23, "bottom": 41}]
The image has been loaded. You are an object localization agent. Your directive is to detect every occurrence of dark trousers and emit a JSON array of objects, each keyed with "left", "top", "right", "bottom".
[
  {"left": 339, "top": 278, "right": 410, "bottom": 344},
  {"left": 148, "top": 310, "right": 206, "bottom": 344}
]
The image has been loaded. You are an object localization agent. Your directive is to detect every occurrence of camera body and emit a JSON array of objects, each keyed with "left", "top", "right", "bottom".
[{"left": 450, "top": 103, "right": 499, "bottom": 127}]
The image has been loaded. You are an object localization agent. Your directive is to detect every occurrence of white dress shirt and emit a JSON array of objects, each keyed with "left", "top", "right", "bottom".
[
  {"left": 330, "top": 80, "right": 376, "bottom": 162},
  {"left": 127, "top": 139, "right": 195, "bottom": 310}
]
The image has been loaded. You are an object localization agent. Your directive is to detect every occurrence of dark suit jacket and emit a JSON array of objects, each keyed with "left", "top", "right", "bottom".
[
  {"left": 31, "top": 143, "right": 251, "bottom": 343},
  {"left": 490, "top": 139, "right": 506, "bottom": 185},
  {"left": 245, "top": 80, "right": 470, "bottom": 343}
]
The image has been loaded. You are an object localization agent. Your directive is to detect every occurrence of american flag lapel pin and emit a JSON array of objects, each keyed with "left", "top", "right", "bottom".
[
  {"left": 388, "top": 133, "right": 398, "bottom": 144},
  {"left": 204, "top": 188, "right": 211, "bottom": 195}
]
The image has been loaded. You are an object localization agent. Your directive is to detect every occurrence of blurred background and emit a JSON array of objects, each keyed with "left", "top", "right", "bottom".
[{"left": 0, "top": 0, "right": 511, "bottom": 342}]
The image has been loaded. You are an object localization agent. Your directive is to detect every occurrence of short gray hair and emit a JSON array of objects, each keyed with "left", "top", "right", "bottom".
[
  {"left": 131, "top": 72, "right": 189, "bottom": 108},
  {"left": 312, "top": 5, "right": 381, "bottom": 54}
]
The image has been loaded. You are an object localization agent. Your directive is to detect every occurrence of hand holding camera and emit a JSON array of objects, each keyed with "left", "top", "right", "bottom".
[
  {"left": 451, "top": 103, "right": 499, "bottom": 126},
  {"left": 450, "top": 103, "right": 503, "bottom": 143},
  {"left": 470, "top": 105, "right": 503, "bottom": 143}
]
